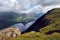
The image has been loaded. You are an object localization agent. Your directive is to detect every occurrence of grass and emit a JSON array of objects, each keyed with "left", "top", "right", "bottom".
[{"left": 9, "top": 32, "right": 60, "bottom": 40}]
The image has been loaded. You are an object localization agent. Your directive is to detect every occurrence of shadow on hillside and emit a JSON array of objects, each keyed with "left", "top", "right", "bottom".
[
  {"left": 23, "top": 11, "right": 51, "bottom": 33},
  {"left": 0, "top": 20, "right": 17, "bottom": 30},
  {"left": 23, "top": 9, "right": 60, "bottom": 34},
  {"left": 46, "top": 30, "right": 60, "bottom": 34}
]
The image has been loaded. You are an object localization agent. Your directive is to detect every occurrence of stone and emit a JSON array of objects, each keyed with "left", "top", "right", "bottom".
[{"left": 0, "top": 28, "right": 21, "bottom": 38}]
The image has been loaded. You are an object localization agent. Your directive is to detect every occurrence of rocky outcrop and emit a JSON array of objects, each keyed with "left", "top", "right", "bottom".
[{"left": 0, "top": 28, "right": 21, "bottom": 39}]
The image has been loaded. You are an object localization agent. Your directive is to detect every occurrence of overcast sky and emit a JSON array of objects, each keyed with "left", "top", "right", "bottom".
[{"left": 0, "top": 0, "right": 60, "bottom": 12}]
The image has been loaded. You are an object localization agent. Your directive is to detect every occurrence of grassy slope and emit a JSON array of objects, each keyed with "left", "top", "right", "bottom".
[
  {"left": 40, "top": 8, "right": 60, "bottom": 33},
  {"left": 10, "top": 32, "right": 60, "bottom": 40}
]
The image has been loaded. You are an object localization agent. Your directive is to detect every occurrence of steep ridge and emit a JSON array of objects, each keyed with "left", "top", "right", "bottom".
[{"left": 24, "top": 8, "right": 60, "bottom": 33}]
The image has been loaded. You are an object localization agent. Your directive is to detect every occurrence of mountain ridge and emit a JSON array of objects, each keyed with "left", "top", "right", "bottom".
[{"left": 24, "top": 8, "right": 60, "bottom": 33}]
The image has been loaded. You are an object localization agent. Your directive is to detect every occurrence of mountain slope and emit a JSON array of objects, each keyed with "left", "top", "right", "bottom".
[
  {"left": 25, "top": 8, "right": 60, "bottom": 33},
  {"left": 0, "top": 12, "right": 21, "bottom": 30},
  {"left": 40, "top": 8, "right": 60, "bottom": 34}
]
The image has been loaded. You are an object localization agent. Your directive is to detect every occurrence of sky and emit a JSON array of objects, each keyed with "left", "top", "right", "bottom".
[{"left": 0, "top": 0, "right": 60, "bottom": 12}]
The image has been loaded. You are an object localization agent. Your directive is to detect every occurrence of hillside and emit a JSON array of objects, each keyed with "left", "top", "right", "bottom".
[
  {"left": 40, "top": 8, "right": 60, "bottom": 34},
  {"left": 25, "top": 8, "right": 60, "bottom": 33},
  {"left": 0, "top": 12, "right": 39, "bottom": 30},
  {"left": 0, "top": 12, "right": 21, "bottom": 30}
]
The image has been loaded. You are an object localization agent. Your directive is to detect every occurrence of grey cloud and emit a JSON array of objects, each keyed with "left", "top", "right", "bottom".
[
  {"left": 0, "top": 0, "right": 60, "bottom": 12},
  {"left": 30, "top": 0, "right": 60, "bottom": 6}
]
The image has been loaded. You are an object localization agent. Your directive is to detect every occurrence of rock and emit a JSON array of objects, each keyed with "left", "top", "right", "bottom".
[{"left": 0, "top": 28, "right": 21, "bottom": 38}]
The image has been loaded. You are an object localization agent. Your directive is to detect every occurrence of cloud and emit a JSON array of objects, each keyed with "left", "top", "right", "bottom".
[
  {"left": 43, "top": 5, "right": 60, "bottom": 13},
  {"left": 32, "top": 0, "right": 60, "bottom": 6},
  {"left": 0, "top": 0, "right": 16, "bottom": 11},
  {"left": 0, "top": 0, "right": 60, "bottom": 12},
  {"left": 21, "top": 5, "right": 43, "bottom": 14}
]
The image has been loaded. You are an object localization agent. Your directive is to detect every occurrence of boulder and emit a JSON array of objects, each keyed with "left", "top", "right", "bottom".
[{"left": 0, "top": 28, "right": 21, "bottom": 38}]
